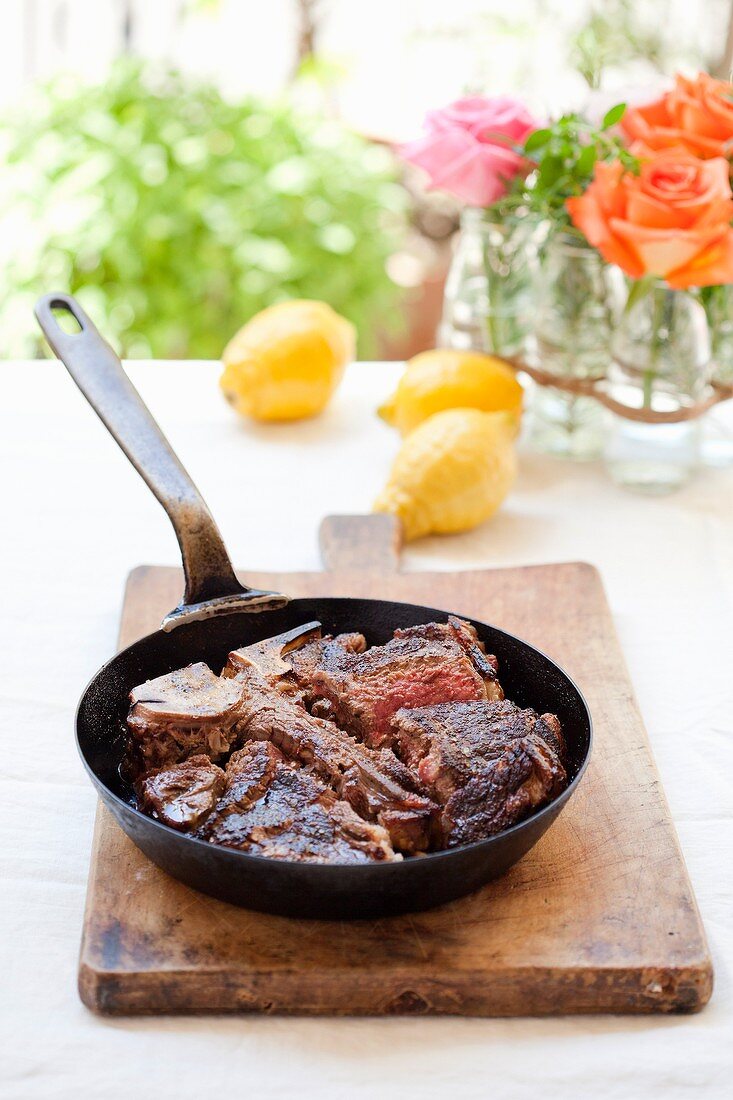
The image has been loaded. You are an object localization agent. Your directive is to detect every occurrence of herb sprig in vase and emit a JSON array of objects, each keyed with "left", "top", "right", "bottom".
[{"left": 519, "top": 105, "right": 635, "bottom": 460}]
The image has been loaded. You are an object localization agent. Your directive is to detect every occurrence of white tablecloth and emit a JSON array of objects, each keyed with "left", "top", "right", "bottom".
[{"left": 2, "top": 360, "right": 732, "bottom": 1100}]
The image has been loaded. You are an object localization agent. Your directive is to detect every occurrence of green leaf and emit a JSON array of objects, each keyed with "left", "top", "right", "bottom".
[
  {"left": 518, "top": 108, "right": 633, "bottom": 221},
  {"left": 524, "top": 128, "right": 552, "bottom": 153},
  {"left": 576, "top": 144, "right": 597, "bottom": 176},
  {"left": 537, "top": 155, "right": 565, "bottom": 189},
  {"left": 602, "top": 103, "right": 627, "bottom": 130}
]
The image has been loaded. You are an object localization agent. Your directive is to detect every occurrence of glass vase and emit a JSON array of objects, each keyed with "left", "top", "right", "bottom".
[
  {"left": 704, "top": 283, "right": 733, "bottom": 386},
  {"left": 438, "top": 207, "right": 536, "bottom": 357},
  {"left": 527, "top": 232, "right": 617, "bottom": 461},
  {"left": 700, "top": 284, "right": 733, "bottom": 468},
  {"left": 605, "top": 282, "right": 710, "bottom": 494}
]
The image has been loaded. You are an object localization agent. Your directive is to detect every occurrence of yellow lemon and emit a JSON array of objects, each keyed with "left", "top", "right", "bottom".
[
  {"left": 220, "top": 300, "right": 356, "bottom": 421},
  {"left": 378, "top": 349, "right": 523, "bottom": 436},
  {"left": 374, "top": 408, "right": 517, "bottom": 541}
]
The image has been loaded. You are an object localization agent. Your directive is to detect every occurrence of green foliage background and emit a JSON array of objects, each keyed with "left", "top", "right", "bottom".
[{"left": 0, "top": 61, "right": 407, "bottom": 358}]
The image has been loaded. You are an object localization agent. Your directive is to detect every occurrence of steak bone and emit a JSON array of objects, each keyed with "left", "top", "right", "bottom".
[{"left": 224, "top": 621, "right": 323, "bottom": 683}]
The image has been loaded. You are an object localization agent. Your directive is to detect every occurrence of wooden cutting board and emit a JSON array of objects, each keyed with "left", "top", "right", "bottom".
[{"left": 78, "top": 515, "right": 712, "bottom": 1016}]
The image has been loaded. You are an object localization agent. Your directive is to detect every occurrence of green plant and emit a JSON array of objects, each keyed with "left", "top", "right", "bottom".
[
  {"left": 570, "top": 1, "right": 679, "bottom": 90},
  {"left": 519, "top": 105, "right": 637, "bottom": 230},
  {"left": 0, "top": 60, "right": 407, "bottom": 358}
]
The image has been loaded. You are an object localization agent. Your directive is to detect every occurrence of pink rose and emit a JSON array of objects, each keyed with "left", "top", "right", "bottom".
[{"left": 401, "top": 96, "right": 539, "bottom": 206}]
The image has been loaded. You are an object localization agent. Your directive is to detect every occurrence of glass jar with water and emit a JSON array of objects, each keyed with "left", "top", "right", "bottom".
[
  {"left": 527, "top": 231, "right": 618, "bottom": 460},
  {"left": 438, "top": 207, "right": 536, "bottom": 357},
  {"left": 605, "top": 282, "right": 711, "bottom": 493}
]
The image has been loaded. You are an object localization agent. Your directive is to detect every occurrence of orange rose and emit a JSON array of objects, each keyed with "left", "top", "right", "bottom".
[
  {"left": 621, "top": 72, "right": 733, "bottom": 159},
  {"left": 566, "top": 150, "right": 733, "bottom": 289}
]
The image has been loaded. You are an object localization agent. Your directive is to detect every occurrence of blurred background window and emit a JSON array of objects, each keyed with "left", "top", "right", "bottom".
[{"left": 2, "top": 0, "right": 732, "bottom": 360}]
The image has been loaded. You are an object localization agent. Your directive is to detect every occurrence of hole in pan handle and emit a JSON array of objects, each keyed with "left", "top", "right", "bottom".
[{"left": 34, "top": 292, "right": 289, "bottom": 629}]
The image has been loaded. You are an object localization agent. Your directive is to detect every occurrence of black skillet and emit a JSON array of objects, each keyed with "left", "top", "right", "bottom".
[{"left": 36, "top": 292, "right": 592, "bottom": 920}]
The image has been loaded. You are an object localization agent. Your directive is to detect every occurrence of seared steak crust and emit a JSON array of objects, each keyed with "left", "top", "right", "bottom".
[
  {"left": 439, "top": 735, "right": 565, "bottom": 847},
  {"left": 291, "top": 617, "right": 504, "bottom": 749},
  {"left": 391, "top": 700, "right": 566, "bottom": 846},
  {"left": 236, "top": 676, "right": 437, "bottom": 853},
  {"left": 198, "top": 742, "right": 397, "bottom": 863}
]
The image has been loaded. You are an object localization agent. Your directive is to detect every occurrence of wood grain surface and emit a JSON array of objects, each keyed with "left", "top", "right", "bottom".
[{"left": 78, "top": 515, "right": 713, "bottom": 1016}]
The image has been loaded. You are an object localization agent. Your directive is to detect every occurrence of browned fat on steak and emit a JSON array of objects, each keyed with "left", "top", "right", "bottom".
[
  {"left": 391, "top": 700, "right": 567, "bottom": 847},
  {"left": 198, "top": 741, "right": 398, "bottom": 863},
  {"left": 284, "top": 617, "right": 504, "bottom": 749},
  {"left": 135, "top": 754, "right": 225, "bottom": 831},
  {"left": 128, "top": 663, "right": 244, "bottom": 771},
  {"left": 234, "top": 672, "right": 437, "bottom": 853}
]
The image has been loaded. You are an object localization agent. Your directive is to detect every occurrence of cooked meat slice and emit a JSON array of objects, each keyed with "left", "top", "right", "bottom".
[
  {"left": 394, "top": 699, "right": 566, "bottom": 794},
  {"left": 439, "top": 735, "right": 566, "bottom": 847},
  {"left": 198, "top": 742, "right": 398, "bottom": 863},
  {"left": 224, "top": 625, "right": 367, "bottom": 705},
  {"left": 237, "top": 677, "right": 437, "bottom": 853},
  {"left": 391, "top": 700, "right": 567, "bottom": 846},
  {"left": 329, "top": 632, "right": 367, "bottom": 654},
  {"left": 211, "top": 740, "right": 282, "bottom": 812},
  {"left": 396, "top": 618, "right": 502, "bottom": 688},
  {"left": 128, "top": 663, "right": 245, "bottom": 771},
  {"left": 135, "top": 755, "right": 225, "bottom": 832},
  {"left": 533, "top": 711, "right": 565, "bottom": 759},
  {"left": 128, "top": 620, "right": 564, "bottom": 858},
  {"left": 293, "top": 616, "right": 504, "bottom": 749},
  {"left": 286, "top": 633, "right": 367, "bottom": 692}
]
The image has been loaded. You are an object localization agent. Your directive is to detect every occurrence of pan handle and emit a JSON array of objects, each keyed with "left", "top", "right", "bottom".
[{"left": 35, "top": 293, "right": 288, "bottom": 629}]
